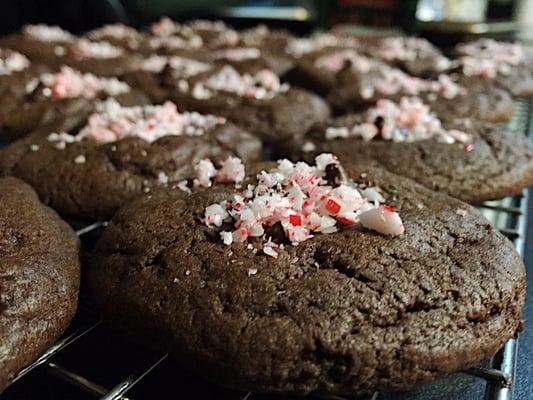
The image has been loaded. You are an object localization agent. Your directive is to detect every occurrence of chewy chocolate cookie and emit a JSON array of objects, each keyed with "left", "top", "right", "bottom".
[
  {"left": 289, "top": 97, "right": 533, "bottom": 204},
  {"left": 0, "top": 24, "right": 77, "bottom": 65},
  {"left": 453, "top": 39, "right": 533, "bottom": 97},
  {"left": 0, "top": 65, "right": 149, "bottom": 141},
  {"left": 0, "top": 177, "right": 80, "bottom": 392},
  {"left": 0, "top": 100, "right": 261, "bottom": 220},
  {"left": 127, "top": 63, "right": 330, "bottom": 146},
  {"left": 0, "top": 24, "right": 136, "bottom": 77},
  {"left": 361, "top": 36, "right": 451, "bottom": 78},
  {"left": 87, "top": 156, "right": 525, "bottom": 396},
  {"left": 85, "top": 23, "right": 151, "bottom": 53},
  {"left": 0, "top": 48, "right": 44, "bottom": 98},
  {"left": 322, "top": 49, "right": 514, "bottom": 123}
]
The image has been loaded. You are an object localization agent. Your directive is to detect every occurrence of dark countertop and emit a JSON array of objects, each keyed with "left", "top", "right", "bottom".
[{"left": 514, "top": 187, "right": 533, "bottom": 400}]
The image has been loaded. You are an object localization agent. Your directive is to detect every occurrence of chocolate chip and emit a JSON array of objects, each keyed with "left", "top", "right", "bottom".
[
  {"left": 264, "top": 222, "right": 290, "bottom": 245},
  {"left": 325, "top": 163, "right": 347, "bottom": 187},
  {"left": 374, "top": 116, "right": 384, "bottom": 131}
]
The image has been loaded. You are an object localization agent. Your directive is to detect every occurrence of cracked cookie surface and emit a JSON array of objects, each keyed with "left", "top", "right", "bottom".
[
  {"left": 87, "top": 163, "right": 525, "bottom": 396},
  {"left": 0, "top": 177, "right": 80, "bottom": 392},
  {"left": 0, "top": 112, "right": 261, "bottom": 220},
  {"left": 289, "top": 118, "right": 533, "bottom": 204}
]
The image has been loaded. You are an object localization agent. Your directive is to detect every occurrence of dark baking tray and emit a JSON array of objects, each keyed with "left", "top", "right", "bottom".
[{"left": 2, "top": 99, "right": 532, "bottom": 400}]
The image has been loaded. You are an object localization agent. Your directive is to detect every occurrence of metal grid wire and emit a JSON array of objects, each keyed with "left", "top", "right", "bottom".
[{"left": 3, "top": 99, "right": 532, "bottom": 400}]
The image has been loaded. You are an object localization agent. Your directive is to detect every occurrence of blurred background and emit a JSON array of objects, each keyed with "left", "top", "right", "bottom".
[{"left": 1, "top": 0, "right": 533, "bottom": 42}]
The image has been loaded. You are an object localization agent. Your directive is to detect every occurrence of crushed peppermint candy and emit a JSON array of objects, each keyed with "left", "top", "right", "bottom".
[
  {"left": 325, "top": 97, "right": 471, "bottom": 144},
  {"left": 177, "top": 180, "right": 192, "bottom": 194},
  {"left": 365, "top": 66, "right": 466, "bottom": 100},
  {"left": 157, "top": 171, "right": 169, "bottom": 185},
  {"left": 88, "top": 24, "right": 139, "bottom": 40},
  {"left": 74, "top": 99, "right": 225, "bottom": 143},
  {"left": 137, "top": 55, "right": 210, "bottom": 76},
  {"left": 0, "top": 49, "right": 30, "bottom": 76},
  {"left": 193, "top": 157, "right": 245, "bottom": 188},
  {"left": 47, "top": 132, "right": 76, "bottom": 149},
  {"left": 204, "top": 154, "right": 404, "bottom": 256},
  {"left": 302, "top": 141, "right": 316, "bottom": 152},
  {"left": 460, "top": 57, "right": 499, "bottom": 78},
  {"left": 457, "top": 39, "right": 524, "bottom": 67},
  {"left": 148, "top": 35, "right": 203, "bottom": 50},
  {"left": 247, "top": 267, "right": 258, "bottom": 276},
  {"left": 189, "top": 19, "right": 230, "bottom": 32},
  {"left": 38, "top": 66, "right": 130, "bottom": 99},
  {"left": 188, "top": 66, "right": 289, "bottom": 100},
  {"left": 213, "top": 47, "right": 261, "bottom": 61},
  {"left": 456, "top": 209, "right": 467, "bottom": 217},
  {"left": 23, "top": 24, "right": 75, "bottom": 42},
  {"left": 69, "top": 39, "right": 124, "bottom": 59},
  {"left": 211, "top": 30, "right": 241, "bottom": 48},
  {"left": 377, "top": 37, "right": 451, "bottom": 71},
  {"left": 315, "top": 49, "right": 373, "bottom": 73},
  {"left": 151, "top": 17, "right": 179, "bottom": 36},
  {"left": 286, "top": 33, "right": 359, "bottom": 58},
  {"left": 151, "top": 17, "right": 202, "bottom": 40}
]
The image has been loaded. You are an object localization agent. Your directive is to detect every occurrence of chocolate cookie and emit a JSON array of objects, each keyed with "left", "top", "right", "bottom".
[
  {"left": 0, "top": 100, "right": 261, "bottom": 219},
  {"left": 85, "top": 23, "right": 151, "bottom": 53},
  {"left": 0, "top": 48, "right": 42, "bottom": 97},
  {"left": 0, "top": 65, "right": 149, "bottom": 141},
  {"left": 324, "top": 51, "right": 514, "bottom": 122},
  {"left": 0, "top": 24, "right": 77, "bottom": 65},
  {"left": 46, "top": 38, "right": 137, "bottom": 77},
  {"left": 87, "top": 157, "right": 525, "bottom": 396},
  {"left": 147, "top": 17, "right": 205, "bottom": 56},
  {"left": 361, "top": 36, "right": 451, "bottom": 78},
  {"left": 189, "top": 21, "right": 295, "bottom": 76},
  {"left": 289, "top": 97, "right": 533, "bottom": 204},
  {"left": 453, "top": 39, "right": 533, "bottom": 97},
  {"left": 128, "top": 63, "right": 330, "bottom": 146},
  {"left": 0, "top": 177, "right": 80, "bottom": 392}
]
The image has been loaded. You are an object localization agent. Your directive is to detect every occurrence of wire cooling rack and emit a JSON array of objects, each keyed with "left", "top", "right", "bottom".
[{"left": 3, "top": 99, "right": 532, "bottom": 400}]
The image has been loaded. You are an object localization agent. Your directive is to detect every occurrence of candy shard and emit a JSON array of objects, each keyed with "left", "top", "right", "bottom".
[{"left": 359, "top": 205, "right": 404, "bottom": 236}]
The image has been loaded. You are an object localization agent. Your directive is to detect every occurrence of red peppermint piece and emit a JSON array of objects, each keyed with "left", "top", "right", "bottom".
[
  {"left": 337, "top": 216, "right": 355, "bottom": 225},
  {"left": 382, "top": 205, "right": 395, "bottom": 213},
  {"left": 464, "top": 143, "right": 474, "bottom": 152},
  {"left": 326, "top": 199, "right": 341, "bottom": 215},
  {"left": 289, "top": 214, "right": 301, "bottom": 226}
]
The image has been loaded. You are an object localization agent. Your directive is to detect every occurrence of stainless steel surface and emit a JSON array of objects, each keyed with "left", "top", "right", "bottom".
[{"left": 4, "top": 99, "right": 532, "bottom": 400}]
